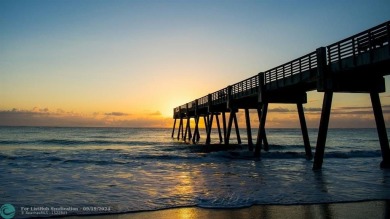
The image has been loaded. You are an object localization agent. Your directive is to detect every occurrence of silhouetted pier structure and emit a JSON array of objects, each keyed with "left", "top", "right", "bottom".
[{"left": 171, "top": 21, "right": 390, "bottom": 169}]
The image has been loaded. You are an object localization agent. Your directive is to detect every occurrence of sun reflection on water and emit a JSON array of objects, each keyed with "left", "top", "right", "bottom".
[{"left": 174, "top": 172, "right": 194, "bottom": 195}]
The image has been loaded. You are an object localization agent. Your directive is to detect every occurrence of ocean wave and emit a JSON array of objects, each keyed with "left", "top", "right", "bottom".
[
  {"left": 268, "top": 144, "right": 306, "bottom": 150},
  {"left": 324, "top": 150, "right": 382, "bottom": 158},
  {"left": 197, "top": 194, "right": 254, "bottom": 209},
  {"left": 62, "top": 159, "right": 133, "bottom": 165},
  {"left": 0, "top": 149, "right": 382, "bottom": 168},
  {"left": 206, "top": 149, "right": 382, "bottom": 160},
  {"left": 0, "top": 140, "right": 30, "bottom": 145},
  {"left": 0, "top": 153, "right": 143, "bottom": 166},
  {"left": 0, "top": 139, "right": 164, "bottom": 146},
  {"left": 1, "top": 152, "right": 199, "bottom": 165},
  {"left": 119, "top": 153, "right": 202, "bottom": 161}
]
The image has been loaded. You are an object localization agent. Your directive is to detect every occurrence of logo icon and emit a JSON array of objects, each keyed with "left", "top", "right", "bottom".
[{"left": 0, "top": 204, "right": 15, "bottom": 219}]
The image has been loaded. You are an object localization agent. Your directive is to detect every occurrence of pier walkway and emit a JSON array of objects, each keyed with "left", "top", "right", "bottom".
[{"left": 171, "top": 21, "right": 390, "bottom": 170}]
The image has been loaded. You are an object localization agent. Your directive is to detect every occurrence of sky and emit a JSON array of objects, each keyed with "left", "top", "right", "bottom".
[{"left": 1, "top": 0, "right": 390, "bottom": 128}]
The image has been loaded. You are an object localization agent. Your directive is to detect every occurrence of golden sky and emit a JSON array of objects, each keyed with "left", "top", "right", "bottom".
[{"left": 1, "top": 0, "right": 390, "bottom": 127}]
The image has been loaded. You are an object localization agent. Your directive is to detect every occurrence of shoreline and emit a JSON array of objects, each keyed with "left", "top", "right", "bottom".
[{"left": 61, "top": 200, "right": 390, "bottom": 219}]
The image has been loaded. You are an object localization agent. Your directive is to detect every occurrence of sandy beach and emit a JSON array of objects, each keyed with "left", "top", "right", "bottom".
[{"left": 64, "top": 200, "right": 389, "bottom": 219}]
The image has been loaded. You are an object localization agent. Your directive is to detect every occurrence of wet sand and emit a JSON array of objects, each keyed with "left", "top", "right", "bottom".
[{"left": 65, "top": 200, "right": 390, "bottom": 219}]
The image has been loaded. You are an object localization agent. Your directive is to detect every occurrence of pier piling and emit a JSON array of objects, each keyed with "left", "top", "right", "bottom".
[
  {"left": 171, "top": 118, "right": 176, "bottom": 138},
  {"left": 245, "top": 108, "right": 254, "bottom": 151},
  {"left": 297, "top": 103, "right": 313, "bottom": 160},
  {"left": 255, "top": 103, "right": 268, "bottom": 157},
  {"left": 370, "top": 91, "right": 390, "bottom": 168},
  {"left": 216, "top": 114, "right": 223, "bottom": 143},
  {"left": 222, "top": 112, "right": 227, "bottom": 144},
  {"left": 233, "top": 112, "right": 241, "bottom": 144},
  {"left": 226, "top": 111, "right": 235, "bottom": 145},
  {"left": 206, "top": 113, "right": 214, "bottom": 145},
  {"left": 313, "top": 91, "right": 333, "bottom": 170}
]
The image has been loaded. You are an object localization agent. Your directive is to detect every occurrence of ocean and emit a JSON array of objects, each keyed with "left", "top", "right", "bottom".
[{"left": 0, "top": 126, "right": 390, "bottom": 218}]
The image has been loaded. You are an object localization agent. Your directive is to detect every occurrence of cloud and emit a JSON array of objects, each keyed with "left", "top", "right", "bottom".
[
  {"left": 336, "top": 106, "right": 372, "bottom": 110},
  {"left": 332, "top": 109, "right": 390, "bottom": 115},
  {"left": 260, "top": 107, "right": 322, "bottom": 113},
  {"left": 303, "top": 107, "right": 322, "bottom": 112},
  {"left": 107, "top": 116, "right": 172, "bottom": 128},
  {"left": 0, "top": 108, "right": 169, "bottom": 127},
  {"left": 308, "top": 99, "right": 319, "bottom": 103},
  {"left": 32, "top": 107, "right": 49, "bottom": 113},
  {"left": 2, "top": 103, "right": 390, "bottom": 128},
  {"left": 336, "top": 105, "right": 390, "bottom": 110},
  {"left": 148, "top": 111, "right": 162, "bottom": 116},
  {"left": 0, "top": 108, "right": 102, "bottom": 127},
  {"left": 259, "top": 107, "right": 323, "bottom": 113},
  {"left": 104, "top": 112, "right": 130, "bottom": 116},
  {"left": 268, "top": 107, "right": 291, "bottom": 112}
]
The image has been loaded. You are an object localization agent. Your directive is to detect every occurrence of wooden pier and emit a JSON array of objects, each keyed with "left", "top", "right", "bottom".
[{"left": 171, "top": 21, "right": 390, "bottom": 170}]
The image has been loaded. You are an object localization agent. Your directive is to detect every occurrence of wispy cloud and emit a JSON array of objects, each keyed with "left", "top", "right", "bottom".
[
  {"left": 303, "top": 107, "right": 322, "bottom": 112},
  {"left": 266, "top": 107, "right": 322, "bottom": 113},
  {"left": 268, "top": 107, "right": 291, "bottom": 113},
  {"left": 265, "top": 107, "right": 322, "bottom": 113},
  {"left": 0, "top": 108, "right": 168, "bottom": 127},
  {"left": 148, "top": 111, "right": 162, "bottom": 116},
  {"left": 104, "top": 112, "right": 130, "bottom": 116},
  {"left": 0, "top": 108, "right": 101, "bottom": 127},
  {"left": 2, "top": 104, "right": 390, "bottom": 128}
]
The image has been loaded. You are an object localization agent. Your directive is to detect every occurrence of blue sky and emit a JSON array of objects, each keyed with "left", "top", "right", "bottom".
[{"left": 1, "top": 0, "right": 390, "bottom": 127}]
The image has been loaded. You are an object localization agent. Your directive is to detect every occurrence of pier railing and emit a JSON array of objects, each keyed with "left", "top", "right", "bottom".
[
  {"left": 327, "top": 21, "right": 389, "bottom": 65},
  {"left": 179, "top": 103, "right": 187, "bottom": 114},
  {"left": 264, "top": 51, "right": 317, "bottom": 85},
  {"left": 211, "top": 87, "right": 229, "bottom": 105},
  {"left": 197, "top": 95, "right": 209, "bottom": 110},
  {"left": 231, "top": 75, "right": 259, "bottom": 99}
]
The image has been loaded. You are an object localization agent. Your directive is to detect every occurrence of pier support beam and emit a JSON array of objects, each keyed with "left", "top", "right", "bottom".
[
  {"left": 222, "top": 112, "right": 227, "bottom": 144},
  {"left": 195, "top": 116, "right": 202, "bottom": 143},
  {"left": 226, "top": 110, "right": 240, "bottom": 145},
  {"left": 183, "top": 118, "right": 187, "bottom": 141},
  {"left": 171, "top": 118, "right": 176, "bottom": 138},
  {"left": 181, "top": 118, "right": 184, "bottom": 140},
  {"left": 257, "top": 108, "right": 269, "bottom": 149},
  {"left": 216, "top": 114, "right": 223, "bottom": 143},
  {"left": 370, "top": 92, "right": 390, "bottom": 168},
  {"left": 233, "top": 112, "right": 241, "bottom": 144},
  {"left": 297, "top": 103, "right": 313, "bottom": 160},
  {"left": 184, "top": 118, "right": 188, "bottom": 141},
  {"left": 177, "top": 117, "right": 183, "bottom": 140},
  {"left": 262, "top": 104, "right": 269, "bottom": 151},
  {"left": 313, "top": 91, "right": 333, "bottom": 170},
  {"left": 188, "top": 119, "right": 192, "bottom": 141},
  {"left": 204, "top": 115, "right": 209, "bottom": 136},
  {"left": 206, "top": 113, "right": 214, "bottom": 145},
  {"left": 192, "top": 116, "right": 200, "bottom": 143},
  {"left": 255, "top": 103, "right": 268, "bottom": 157},
  {"left": 245, "top": 108, "right": 254, "bottom": 151},
  {"left": 226, "top": 111, "right": 234, "bottom": 145},
  {"left": 184, "top": 117, "right": 192, "bottom": 142}
]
